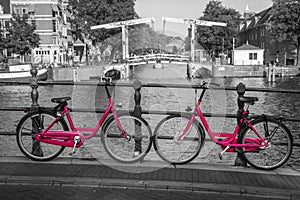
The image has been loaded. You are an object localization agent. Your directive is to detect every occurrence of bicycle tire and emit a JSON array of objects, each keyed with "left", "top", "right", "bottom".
[
  {"left": 101, "top": 113, "right": 152, "bottom": 163},
  {"left": 16, "top": 110, "right": 69, "bottom": 161},
  {"left": 238, "top": 118, "right": 293, "bottom": 170},
  {"left": 153, "top": 115, "right": 205, "bottom": 165}
]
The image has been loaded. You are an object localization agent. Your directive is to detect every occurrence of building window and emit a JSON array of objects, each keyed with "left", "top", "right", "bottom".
[
  {"left": 52, "top": 20, "right": 56, "bottom": 32},
  {"left": 15, "top": 8, "right": 20, "bottom": 14},
  {"left": 23, "top": 8, "right": 27, "bottom": 14},
  {"left": 31, "top": 19, "right": 36, "bottom": 27},
  {"left": 261, "top": 42, "right": 265, "bottom": 49},
  {"left": 249, "top": 53, "right": 258, "bottom": 60},
  {"left": 261, "top": 28, "right": 265, "bottom": 36},
  {"left": 4, "top": 21, "right": 9, "bottom": 28},
  {"left": 53, "top": 36, "right": 57, "bottom": 44}
]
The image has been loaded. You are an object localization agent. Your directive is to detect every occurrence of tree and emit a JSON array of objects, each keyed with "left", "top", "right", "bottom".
[
  {"left": 0, "top": 29, "right": 6, "bottom": 59},
  {"left": 5, "top": 14, "right": 39, "bottom": 62},
  {"left": 68, "top": 0, "right": 138, "bottom": 43},
  {"left": 269, "top": 0, "right": 300, "bottom": 65},
  {"left": 196, "top": 0, "right": 241, "bottom": 57},
  {"left": 129, "top": 25, "right": 158, "bottom": 53}
]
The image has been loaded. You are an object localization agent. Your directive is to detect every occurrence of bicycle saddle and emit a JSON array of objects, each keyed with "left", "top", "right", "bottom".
[
  {"left": 238, "top": 96, "right": 258, "bottom": 104},
  {"left": 51, "top": 97, "right": 72, "bottom": 103}
]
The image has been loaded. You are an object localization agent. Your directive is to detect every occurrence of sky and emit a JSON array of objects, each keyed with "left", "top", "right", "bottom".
[{"left": 135, "top": 0, "right": 273, "bottom": 37}]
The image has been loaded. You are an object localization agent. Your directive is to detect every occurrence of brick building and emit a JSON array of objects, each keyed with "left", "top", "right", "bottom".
[
  {"left": 237, "top": 6, "right": 297, "bottom": 66},
  {"left": 0, "top": 0, "right": 11, "bottom": 58},
  {"left": 0, "top": 0, "right": 73, "bottom": 65}
]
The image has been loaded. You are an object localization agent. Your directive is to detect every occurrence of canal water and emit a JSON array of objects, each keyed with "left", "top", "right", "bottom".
[{"left": 0, "top": 63, "right": 299, "bottom": 170}]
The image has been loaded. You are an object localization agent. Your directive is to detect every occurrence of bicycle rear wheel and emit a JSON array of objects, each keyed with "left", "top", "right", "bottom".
[
  {"left": 16, "top": 110, "right": 69, "bottom": 161},
  {"left": 153, "top": 115, "right": 205, "bottom": 165},
  {"left": 101, "top": 113, "right": 152, "bottom": 163},
  {"left": 238, "top": 118, "right": 293, "bottom": 170}
]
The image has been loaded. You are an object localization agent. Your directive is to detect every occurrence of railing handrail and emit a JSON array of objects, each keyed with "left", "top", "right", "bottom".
[
  {"left": 1, "top": 107, "right": 300, "bottom": 123},
  {"left": 1, "top": 80, "right": 300, "bottom": 94}
]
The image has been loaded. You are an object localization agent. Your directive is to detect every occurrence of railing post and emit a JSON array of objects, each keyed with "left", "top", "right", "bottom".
[
  {"left": 235, "top": 83, "right": 248, "bottom": 167},
  {"left": 272, "top": 64, "right": 276, "bottom": 83},
  {"left": 133, "top": 79, "right": 142, "bottom": 154},
  {"left": 30, "top": 65, "right": 43, "bottom": 156},
  {"left": 30, "top": 66, "right": 39, "bottom": 108},
  {"left": 187, "top": 63, "right": 191, "bottom": 79}
]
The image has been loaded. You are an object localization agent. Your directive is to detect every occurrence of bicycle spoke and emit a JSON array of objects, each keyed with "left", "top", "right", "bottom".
[
  {"left": 240, "top": 118, "right": 292, "bottom": 170},
  {"left": 17, "top": 111, "right": 67, "bottom": 161},
  {"left": 102, "top": 114, "right": 152, "bottom": 163},
  {"left": 154, "top": 115, "right": 204, "bottom": 165}
]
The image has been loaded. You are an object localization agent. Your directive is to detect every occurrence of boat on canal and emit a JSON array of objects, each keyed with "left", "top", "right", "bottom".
[
  {"left": 101, "top": 61, "right": 128, "bottom": 80},
  {"left": 0, "top": 63, "right": 48, "bottom": 81}
]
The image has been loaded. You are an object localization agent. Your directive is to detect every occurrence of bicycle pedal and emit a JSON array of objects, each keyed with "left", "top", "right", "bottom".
[
  {"left": 71, "top": 136, "right": 81, "bottom": 155},
  {"left": 219, "top": 145, "right": 230, "bottom": 160},
  {"left": 69, "top": 151, "right": 77, "bottom": 156}
]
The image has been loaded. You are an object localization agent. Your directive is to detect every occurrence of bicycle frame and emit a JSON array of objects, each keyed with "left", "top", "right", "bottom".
[
  {"left": 177, "top": 86, "right": 268, "bottom": 152},
  {"left": 35, "top": 81, "right": 129, "bottom": 148}
]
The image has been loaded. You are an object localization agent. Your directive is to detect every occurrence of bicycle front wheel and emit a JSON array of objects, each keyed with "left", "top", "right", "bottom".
[
  {"left": 238, "top": 118, "right": 293, "bottom": 170},
  {"left": 16, "top": 110, "right": 69, "bottom": 161},
  {"left": 153, "top": 115, "right": 205, "bottom": 165},
  {"left": 101, "top": 114, "right": 152, "bottom": 163}
]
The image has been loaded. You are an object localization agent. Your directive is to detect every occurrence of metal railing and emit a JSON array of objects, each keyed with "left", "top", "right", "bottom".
[{"left": 1, "top": 71, "right": 300, "bottom": 145}]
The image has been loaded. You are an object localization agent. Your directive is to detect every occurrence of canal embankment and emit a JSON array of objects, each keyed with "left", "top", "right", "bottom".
[
  {"left": 49, "top": 63, "right": 300, "bottom": 81},
  {"left": 211, "top": 64, "right": 300, "bottom": 78},
  {"left": 51, "top": 65, "right": 104, "bottom": 81}
]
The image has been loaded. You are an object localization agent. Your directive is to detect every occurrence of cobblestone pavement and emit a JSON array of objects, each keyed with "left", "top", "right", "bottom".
[
  {"left": 0, "top": 157, "right": 300, "bottom": 200},
  {"left": 0, "top": 185, "right": 290, "bottom": 200}
]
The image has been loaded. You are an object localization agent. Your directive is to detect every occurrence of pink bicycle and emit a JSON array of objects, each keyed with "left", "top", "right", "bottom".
[
  {"left": 153, "top": 81, "right": 293, "bottom": 170},
  {"left": 16, "top": 77, "right": 152, "bottom": 163}
]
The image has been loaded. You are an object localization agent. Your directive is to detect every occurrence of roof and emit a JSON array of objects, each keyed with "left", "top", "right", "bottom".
[
  {"left": 239, "top": 7, "right": 272, "bottom": 31},
  {"left": 235, "top": 43, "right": 262, "bottom": 50}
]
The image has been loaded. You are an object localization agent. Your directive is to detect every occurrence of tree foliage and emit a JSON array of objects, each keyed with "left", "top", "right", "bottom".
[
  {"left": 0, "top": 28, "right": 7, "bottom": 51},
  {"left": 0, "top": 29, "right": 8, "bottom": 62},
  {"left": 196, "top": 0, "right": 241, "bottom": 56},
  {"left": 5, "top": 14, "right": 39, "bottom": 61},
  {"left": 269, "top": 0, "right": 300, "bottom": 65},
  {"left": 68, "top": 0, "right": 138, "bottom": 43}
]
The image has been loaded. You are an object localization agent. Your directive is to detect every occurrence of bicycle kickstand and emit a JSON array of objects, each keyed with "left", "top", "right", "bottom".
[{"left": 219, "top": 145, "right": 231, "bottom": 160}]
